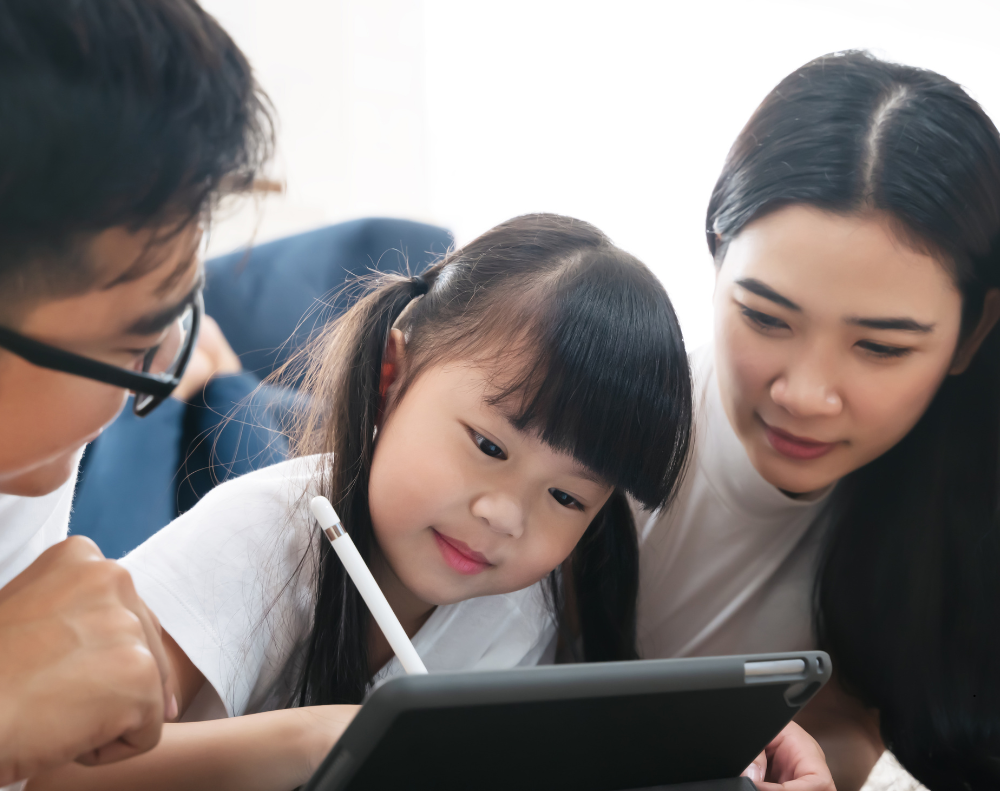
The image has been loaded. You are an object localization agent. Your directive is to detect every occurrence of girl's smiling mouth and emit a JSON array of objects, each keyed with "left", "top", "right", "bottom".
[{"left": 432, "top": 530, "right": 492, "bottom": 575}]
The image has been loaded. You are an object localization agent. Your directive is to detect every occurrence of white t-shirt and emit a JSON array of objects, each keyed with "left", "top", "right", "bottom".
[
  {"left": 636, "top": 347, "right": 831, "bottom": 659},
  {"left": 0, "top": 458, "right": 79, "bottom": 589},
  {"left": 0, "top": 459, "right": 79, "bottom": 791},
  {"left": 122, "top": 456, "right": 556, "bottom": 720}
]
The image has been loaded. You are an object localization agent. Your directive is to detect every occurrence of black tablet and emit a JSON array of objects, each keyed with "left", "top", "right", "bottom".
[{"left": 304, "top": 651, "right": 830, "bottom": 791}]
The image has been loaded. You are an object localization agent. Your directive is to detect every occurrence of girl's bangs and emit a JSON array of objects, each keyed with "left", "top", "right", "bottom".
[{"left": 483, "top": 250, "right": 691, "bottom": 511}]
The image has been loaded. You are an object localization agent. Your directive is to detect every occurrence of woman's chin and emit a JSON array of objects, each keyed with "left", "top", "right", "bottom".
[{"left": 749, "top": 444, "right": 845, "bottom": 496}]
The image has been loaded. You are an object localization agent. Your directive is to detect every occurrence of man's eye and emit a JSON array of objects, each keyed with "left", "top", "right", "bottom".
[
  {"left": 471, "top": 430, "right": 506, "bottom": 459},
  {"left": 740, "top": 305, "right": 789, "bottom": 331},
  {"left": 549, "top": 488, "right": 583, "bottom": 510}
]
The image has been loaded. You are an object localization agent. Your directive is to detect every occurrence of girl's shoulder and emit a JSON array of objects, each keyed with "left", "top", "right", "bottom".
[
  {"left": 121, "top": 454, "right": 330, "bottom": 597},
  {"left": 193, "top": 454, "right": 327, "bottom": 514}
]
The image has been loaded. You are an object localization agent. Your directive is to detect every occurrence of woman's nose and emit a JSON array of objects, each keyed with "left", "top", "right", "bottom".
[
  {"left": 770, "top": 367, "right": 842, "bottom": 418},
  {"left": 470, "top": 492, "right": 525, "bottom": 538}
]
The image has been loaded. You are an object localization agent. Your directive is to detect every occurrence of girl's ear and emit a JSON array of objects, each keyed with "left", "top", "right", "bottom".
[
  {"left": 378, "top": 328, "right": 408, "bottom": 417},
  {"left": 951, "top": 288, "right": 1000, "bottom": 375}
]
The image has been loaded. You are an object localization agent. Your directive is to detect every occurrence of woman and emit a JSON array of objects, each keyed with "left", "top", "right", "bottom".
[{"left": 638, "top": 51, "right": 1000, "bottom": 791}]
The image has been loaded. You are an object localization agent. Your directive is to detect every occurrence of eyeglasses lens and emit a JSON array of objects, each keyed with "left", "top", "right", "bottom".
[{"left": 142, "top": 305, "right": 195, "bottom": 378}]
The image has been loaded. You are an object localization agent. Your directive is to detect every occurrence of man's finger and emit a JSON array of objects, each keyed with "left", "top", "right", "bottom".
[{"left": 113, "top": 567, "right": 176, "bottom": 712}]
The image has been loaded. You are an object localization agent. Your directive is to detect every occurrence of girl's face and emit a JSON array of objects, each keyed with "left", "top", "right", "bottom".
[
  {"left": 368, "top": 351, "right": 614, "bottom": 607},
  {"left": 713, "top": 204, "right": 967, "bottom": 494}
]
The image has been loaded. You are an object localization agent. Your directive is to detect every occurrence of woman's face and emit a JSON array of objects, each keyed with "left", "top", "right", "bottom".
[{"left": 713, "top": 204, "right": 965, "bottom": 494}]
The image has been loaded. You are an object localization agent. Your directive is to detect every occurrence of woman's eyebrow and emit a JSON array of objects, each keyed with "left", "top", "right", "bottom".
[
  {"left": 846, "top": 316, "right": 935, "bottom": 332},
  {"left": 735, "top": 278, "right": 801, "bottom": 311},
  {"left": 737, "top": 278, "right": 935, "bottom": 332}
]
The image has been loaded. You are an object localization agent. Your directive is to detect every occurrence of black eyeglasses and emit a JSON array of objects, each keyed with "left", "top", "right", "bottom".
[{"left": 0, "top": 292, "right": 203, "bottom": 417}]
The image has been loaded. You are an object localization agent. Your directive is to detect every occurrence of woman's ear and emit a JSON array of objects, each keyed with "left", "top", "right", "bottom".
[
  {"left": 378, "top": 328, "right": 407, "bottom": 415},
  {"left": 951, "top": 288, "right": 1000, "bottom": 374}
]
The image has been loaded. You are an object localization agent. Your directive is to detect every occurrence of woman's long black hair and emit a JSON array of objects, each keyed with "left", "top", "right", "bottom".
[
  {"left": 285, "top": 213, "right": 692, "bottom": 706},
  {"left": 707, "top": 51, "right": 1000, "bottom": 790}
]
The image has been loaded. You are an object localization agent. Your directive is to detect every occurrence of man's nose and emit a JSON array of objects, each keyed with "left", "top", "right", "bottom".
[{"left": 470, "top": 491, "right": 525, "bottom": 539}]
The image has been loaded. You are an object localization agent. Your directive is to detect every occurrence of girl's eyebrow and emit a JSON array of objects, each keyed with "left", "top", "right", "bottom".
[
  {"left": 490, "top": 407, "right": 609, "bottom": 488},
  {"left": 569, "top": 464, "right": 610, "bottom": 488}
]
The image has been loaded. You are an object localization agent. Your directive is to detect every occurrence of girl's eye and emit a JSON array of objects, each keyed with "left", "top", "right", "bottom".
[
  {"left": 856, "top": 340, "right": 912, "bottom": 359},
  {"left": 549, "top": 488, "right": 583, "bottom": 511},
  {"left": 470, "top": 430, "right": 506, "bottom": 460},
  {"left": 739, "top": 305, "right": 790, "bottom": 332}
]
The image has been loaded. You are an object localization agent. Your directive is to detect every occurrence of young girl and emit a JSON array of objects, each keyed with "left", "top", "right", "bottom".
[
  {"left": 638, "top": 52, "right": 1000, "bottom": 791},
  {"left": 27, "top": 214, "right": 708, "bottom": 790}
]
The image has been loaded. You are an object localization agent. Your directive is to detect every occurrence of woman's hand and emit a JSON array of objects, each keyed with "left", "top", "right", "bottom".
[{"left": 742, "top": 722, "right": 835, "bottom": 791}]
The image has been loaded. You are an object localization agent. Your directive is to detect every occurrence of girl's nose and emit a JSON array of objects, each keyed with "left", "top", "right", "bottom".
[
  {"left": 470, "top": 492, "right": 525, "bottom": 539},
  {"left": 770, "top": 368, "right": 843, "bottom": 418}
]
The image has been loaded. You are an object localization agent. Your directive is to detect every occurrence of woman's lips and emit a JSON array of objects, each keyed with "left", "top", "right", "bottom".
[
  {"left": 763, "top": 422, "right": 839, "bottom": 461},
  {"left": 432, "top": 530, "right": 492, "bottom": 575}
]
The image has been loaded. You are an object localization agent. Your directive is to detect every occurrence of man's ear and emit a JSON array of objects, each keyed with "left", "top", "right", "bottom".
[
  {"left": 378, "top": 328, "right": 407, "bottom": 414},
  {"left": 951, "top": 288, "right": 1000, "bottom": 374}
]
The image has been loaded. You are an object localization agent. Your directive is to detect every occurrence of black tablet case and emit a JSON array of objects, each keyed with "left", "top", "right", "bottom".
[{"left": 304, "top": 651, "right": 829, "bottom": 791}]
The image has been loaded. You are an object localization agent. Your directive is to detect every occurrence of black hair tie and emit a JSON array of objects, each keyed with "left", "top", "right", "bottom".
[{"left": 410, "top": 274, "right": 430, "bottom": 296}]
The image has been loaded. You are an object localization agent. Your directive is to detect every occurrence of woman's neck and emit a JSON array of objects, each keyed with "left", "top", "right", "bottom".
[{"left": 366, "top": 547, "right": 436, "bottom": 672}]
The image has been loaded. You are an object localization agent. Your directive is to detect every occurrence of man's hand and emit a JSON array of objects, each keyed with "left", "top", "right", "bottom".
[
  {"left": 0, "top": 536, "right": 176, "bottom": 785},
  {"left": 743, "top": 722, "right": 836, "bottom": 791}
]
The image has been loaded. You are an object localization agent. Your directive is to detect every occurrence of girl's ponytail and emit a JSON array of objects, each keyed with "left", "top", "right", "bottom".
[{"left": 293, "top": 272, "right": 432, "bottom": 705}]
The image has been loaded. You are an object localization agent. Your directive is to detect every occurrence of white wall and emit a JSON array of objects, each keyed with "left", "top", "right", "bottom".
[{"left": 200, "top": 0, "right": 1000, "bottom": 351}]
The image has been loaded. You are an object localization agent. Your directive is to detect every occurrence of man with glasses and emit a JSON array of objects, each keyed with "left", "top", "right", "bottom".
[{"left": 0, "top": 1, "right": 272, "bottom": 787}]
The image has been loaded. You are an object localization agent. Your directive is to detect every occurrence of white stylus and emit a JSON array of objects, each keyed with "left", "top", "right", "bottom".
[{"left": 310, "top": 495, "right": 428, "bottom": 675}]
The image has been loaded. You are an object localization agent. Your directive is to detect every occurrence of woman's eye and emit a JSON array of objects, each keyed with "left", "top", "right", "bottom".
[
  {"left": 471, "top": 430, "right": 506, "bottom": 459},
  {"left": 549, "top": 488, "right": 583, "bottom": 511},
  {"left": 856, "top": 340, "right": 911, "bottom": 359},
  {"left": 740, "top": 305, "right": 789, "bottom": 332}
]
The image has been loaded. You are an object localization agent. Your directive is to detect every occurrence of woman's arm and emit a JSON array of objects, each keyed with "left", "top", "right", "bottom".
[
  {"left": 24, "top": 705, "right": 359, "bottom": 791},
  {"left": 794, "top": 677, "right": 884, "bottom": 791}
]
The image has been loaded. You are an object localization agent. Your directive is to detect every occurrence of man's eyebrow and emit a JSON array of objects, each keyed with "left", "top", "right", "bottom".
[
  {"left": 735, "top": 278, "right": 802, "bottom": 311},
  {"left": 125, "top": 271, "right": 205, "bottom": 336},
  {"left": 846, "top": 316, "right": 935, "bottom": 333}
]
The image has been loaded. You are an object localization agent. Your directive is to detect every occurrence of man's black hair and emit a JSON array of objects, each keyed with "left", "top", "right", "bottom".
[{"left": 0, "top": 0, "right": 274, "bottom": 303}]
